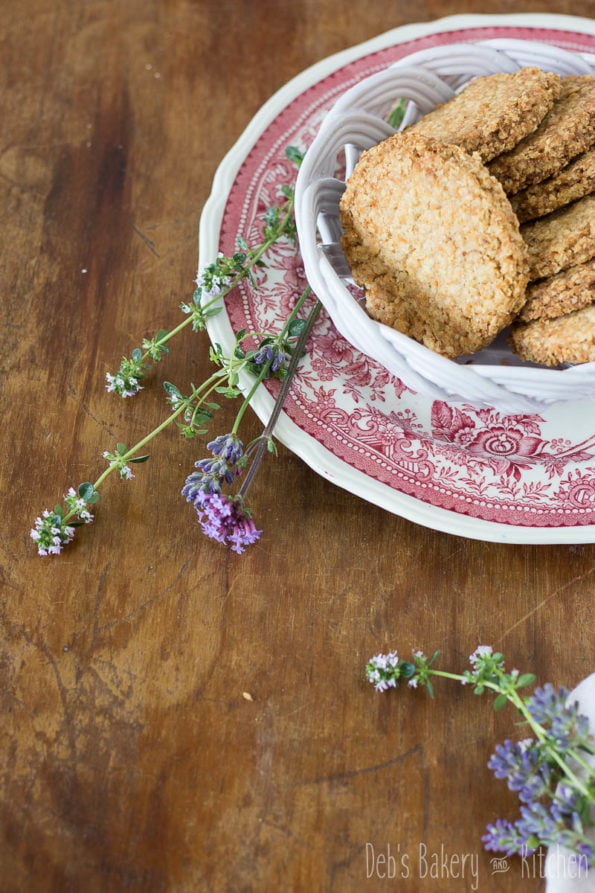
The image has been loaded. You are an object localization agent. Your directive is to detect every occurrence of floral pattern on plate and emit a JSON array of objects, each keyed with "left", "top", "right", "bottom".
[{"left": 215, "top": 21, "right": 595, "bottom": 531}]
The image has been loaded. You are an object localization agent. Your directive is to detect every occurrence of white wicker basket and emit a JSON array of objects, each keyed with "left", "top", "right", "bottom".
[{"left": 295, "top": 40, "right": 595, "bottom": 413}]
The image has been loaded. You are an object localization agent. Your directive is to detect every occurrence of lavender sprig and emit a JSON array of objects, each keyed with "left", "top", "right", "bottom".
[
  {"left": 365, "top": 646, "right": 595, "bottom": 866},
  {"left": 32, "top": 150, "right": 316, "bottom": 556},
  {"left": 32, "top": 284, "right": 319, "bottom": 556},
  {"left": 182, "top": 290, "right": 320, "bottom": 552}
]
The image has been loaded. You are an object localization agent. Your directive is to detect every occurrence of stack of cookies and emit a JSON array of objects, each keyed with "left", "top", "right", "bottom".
[{"left": 339, "top": 67, "right": 595, "bottom": 367}]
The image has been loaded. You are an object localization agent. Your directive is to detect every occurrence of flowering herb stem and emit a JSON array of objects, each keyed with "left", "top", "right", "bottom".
[
  {"left": 32, "top": 149, "right": 313, "bottom": 556},
  {"left": 149, "top": 197, "right": 296, "bottom": 359},
  {"left": 428, "top": 665, "right": 594, "bottom": 797},
  {"left": 238, "top": 290, "right": 319, "bottom": 500},
  {"left": 106, "top": 164, "right": 301, "bottom": 398},
  {"left": 231, "top": 285, "right": 313, "bottom": 437},
  {"left": 365, "top": 646, "right": 595, "bottom": 866}
]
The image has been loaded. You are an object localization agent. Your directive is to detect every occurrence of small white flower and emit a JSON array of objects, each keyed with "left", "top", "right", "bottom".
[
  {"left": 469, "top": 645, "right": 493, "bottom": 667},
  {"left": 408, "top": 677, "right": 419, "bottom": 688},
  {"left": 120, "top": 466, "right": 135, "bottom": 480},
  {"left": 413, "top": 650, "right": 425, "bottom": 659}
]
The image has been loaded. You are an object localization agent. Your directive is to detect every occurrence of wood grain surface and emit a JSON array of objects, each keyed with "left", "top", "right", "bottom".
[{"left": 3, "top": 1, "right": 595, "bottom": 891}]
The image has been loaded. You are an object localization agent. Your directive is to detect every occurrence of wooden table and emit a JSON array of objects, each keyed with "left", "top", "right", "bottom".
[{"left": 3, "top": 2, "right": 595, "bottom": 890}]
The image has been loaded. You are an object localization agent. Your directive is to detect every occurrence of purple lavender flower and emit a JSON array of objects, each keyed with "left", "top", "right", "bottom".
[
  {"left": 517, "top": 801, "right": 560, "bottom": 843},
  {"left": 207, "top": 433, "right": 244, "bottom": 464},
  {"left": 194, "top": 457, "right": 237, "bottom": 484},
  {"left": 527, "top": 684, "right": 570, "bottom": 724},
  {"left": 550, "top": 783, "right": 582, "bottom": 822},
  {"left": 193, "top": 492, "right": 261, "bottom": 554},
  {"left": 487, "top": 739, "right": 552, "bottom": 803},
  {"left": 182, "top": 435, "right": 245, "bottom": 505},
  {"left": 526, "top": 683, "right": 591, "bottom": 749},
  {"left": 252, "top": 343, "right": 288, "bottom": 373},
  {"left": 482, "top": 819, "right": 527, "bottom": 856},
  {"left": 576, "top": 841, "right": 594, "bottom": 862}
]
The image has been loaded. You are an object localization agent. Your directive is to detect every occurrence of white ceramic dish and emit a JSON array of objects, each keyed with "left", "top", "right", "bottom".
[
  {"left": 295, "top": 39, "right": 595, "bottom": 413},
  {"left": 199, "top": 14, "right": 595, "bottom": 544}
]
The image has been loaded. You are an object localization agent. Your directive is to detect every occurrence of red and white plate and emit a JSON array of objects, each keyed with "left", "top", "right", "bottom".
[{"left": 200, "top": 14, "right": 595, "bottom": 544}]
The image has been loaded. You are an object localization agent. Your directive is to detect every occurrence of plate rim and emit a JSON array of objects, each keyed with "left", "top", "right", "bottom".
[{"left": 199, "top": 13, "right": 595, "bottom": 544}]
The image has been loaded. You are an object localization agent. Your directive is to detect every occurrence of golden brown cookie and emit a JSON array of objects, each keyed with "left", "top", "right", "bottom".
[
  {"left": 517, "top": 259, "right": 595, "bottom": 322},
  {"left": 511, "top": 146, "right": 595, "bottom": 223},
  {"left": 339, "top": 132, "right": 529, "bottom": 358},
  {"left": 489, "top": 75, "right": 595, "bottom": 195},
  {"left": 404, "top": 67, "right": 560, "bottom": 163},
  {"left": 510, "top": 304, "right": 595, "bottom": 366},
  {"left": 522, "top": 194, "right": 595, "bottom": 281}
]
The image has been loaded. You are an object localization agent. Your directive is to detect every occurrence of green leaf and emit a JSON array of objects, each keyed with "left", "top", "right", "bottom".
[
  {"left": 517, "top": 673, "right": 536, "bottom": 688},
  {"left": 399, "top": 661, "right": 416, "bottom": 679},
  {"left": 78, "top": 482, "right": 95, "bottom": 501},
  {"left": 473, "top": 684, "right": 485, "bottom": 696},
  {"left": 155, "top": 329, "right": 169, "bottom": 341},
  {"left": 386, "top": 97, "right": 407, "bottom": 129},
  {"left": 285, "top": 145, "right": 304, "bottom": 166},
  {"left": 205, "top": 402, "right": 221, "bottom": 411},
  {"left": 493, "top": 694, "right": 508, "bottom": 712},
  {"left": 116, "top": 442, "right": 127, "bottom": 455},
  {"left": 236, "top": 235, "right": 248, "bottom": 251},
  {"left": 129, "top": 455, "right": 150, "bottom": 464},
  {"left": 163, "top": 381, "right": 182, "bottom": 398},
  {"left": 194, "top": 408, "right": 213, "bottom": 422},
  {"left": 131, "top": 348, "right": 142, "bottom": 362},
  {"left": 86, "top": 491, "right": 100, "bottom": 505},
  {"left": 288, "top": 318, "right": 307, "bottom": 337},
  {"left": 53, "top": 504, "right": 64, "bottom": 517},
  {"left": 426, "top": 679, "right": 435, "bottom": 699}
]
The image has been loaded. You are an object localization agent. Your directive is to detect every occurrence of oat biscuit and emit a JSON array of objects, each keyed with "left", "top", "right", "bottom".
[
  {"left": 522, "top": 194, "right": 595, "bottom": 280},
  {"left": 510, "top": 304, "right": 595, "bottom": 365},
  {"left": 511, "top": 146, "right": 595, "bottom": 223},
  {"left": 489, "top": 75, "right": 595, "bottom": 195},
  {"left": 517, "top": 259, "right": 595, "bottom": 322},
  {"left": 405, "top": 67, "right": 560, "bottom": 163},
  {"left": 339, "top": 132, "right": 529, "bottom": 358}
]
